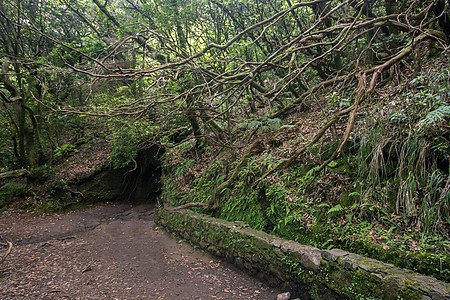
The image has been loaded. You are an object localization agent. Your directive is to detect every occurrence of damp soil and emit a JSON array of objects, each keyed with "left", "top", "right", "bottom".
[{"left": 0, "top": 203, "right": 282, "bottom": 299}]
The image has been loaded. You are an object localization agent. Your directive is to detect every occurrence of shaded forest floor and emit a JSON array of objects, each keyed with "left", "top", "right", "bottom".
[{"left": 0, "top": 203, "right": 281, "bottom": 299}]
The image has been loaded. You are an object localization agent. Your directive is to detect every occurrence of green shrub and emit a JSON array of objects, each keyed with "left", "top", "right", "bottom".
[{"left": 0, "top": 182, "right": 29, "bottom": 213}]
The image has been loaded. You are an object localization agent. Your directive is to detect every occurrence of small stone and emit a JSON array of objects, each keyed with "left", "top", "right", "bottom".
[
  {"left": 277, "top": 292, "right": 291, "bottom": 300},
  {"left": 358, "top": 258, "right": 392, "bottom": 274},
  {"left": 273, "top": 247, "right": 284, "bottom": 258},
  {"left": 359, "top": 264, "right": 370, "bottom": 272},
  {"left": 414, "top": 276, "right": 450, "bottom": 299},
  {"left": 270, "top": 239, "right": 282, "bottom": 248},
  {"left": 340, "top": 256, "right": 358, "bottom": 271},
  {"left": 300, "top": 251, "right": 321, "bottom": 271},
  {"left": 233, "top": 220, "right": 246, "bottom": 227},
  {"left": 321, "top": 249, "right": 349, "bottom": 261},
  {"left": 199, "top": 240, "right": 209, "bottom": 249},
  {"left": 370, "top": 272, "right": 383, "bottom": 280},
  {"left": 235, "top": 257, "right": 244, "bottom": 269}
]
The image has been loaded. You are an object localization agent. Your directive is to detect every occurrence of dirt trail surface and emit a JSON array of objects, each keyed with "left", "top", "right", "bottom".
[{"left": 0, "top": 203, "right": 282, "bottom": 299}]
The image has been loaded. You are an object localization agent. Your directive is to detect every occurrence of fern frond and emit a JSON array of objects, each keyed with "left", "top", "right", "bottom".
[
  {"left": 247, "top": 120, "right": 262, "bottom": 129},
  {"left": 327, "top": 204, "right": 344, "bottom": 214},
  {"left": 417, "top": 105, "right": 450, "bottom": 132}
]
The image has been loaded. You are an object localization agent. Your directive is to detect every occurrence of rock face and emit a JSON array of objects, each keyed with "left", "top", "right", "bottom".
[
  {"left": 76, "top": 166, "right": 128, "bottom": 202},
  {"left": 155, "top": 208, "right": 450, "bottom": 300},
  {"left": 75, "top": 147, "right": 162, "bottom": 203}
]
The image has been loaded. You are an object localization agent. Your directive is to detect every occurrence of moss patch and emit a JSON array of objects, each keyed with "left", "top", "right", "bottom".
[{"left": 155, "top": 208, "right": 450, "bottom": 300}]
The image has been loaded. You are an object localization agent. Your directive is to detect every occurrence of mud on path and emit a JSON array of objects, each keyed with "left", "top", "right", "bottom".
[{"left": 0, "top": 203, "right": 282, "bottom": 299}]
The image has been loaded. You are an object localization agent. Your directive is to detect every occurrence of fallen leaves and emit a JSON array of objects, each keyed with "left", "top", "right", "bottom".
[{"left": 0, "top": 203, "right": 281, "bottom": 299}]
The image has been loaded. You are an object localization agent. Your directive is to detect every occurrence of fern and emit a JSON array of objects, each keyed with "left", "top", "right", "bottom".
[
  {"left": 264, "top": 118, "right": 282, "bottom": 130},
  {"left": 244, "top": 118, "right": 282, "bottom": 133},
  {"left": 417, "top": 105, "right": 450, "bottom": 132},
  {"left": 327, "top": 204, "right": 344, "bottom": 215},
  {"left": 247, "top": 120, "right": 262, "bottom": 129}
]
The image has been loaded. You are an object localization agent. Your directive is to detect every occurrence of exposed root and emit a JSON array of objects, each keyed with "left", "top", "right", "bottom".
[
  {"left": 166, "top": 202, "right": 208, "bottom": 212},
  {"left": 0, "top": 240, "right": 13, "bottom": 264},
  {"left": 0, "top": 169, "right": 30, "bottom": 179},
  {"left": 208, "top": 140, "right": 266, "bottom": 210}
]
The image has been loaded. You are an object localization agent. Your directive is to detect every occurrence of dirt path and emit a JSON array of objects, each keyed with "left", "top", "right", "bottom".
[{"left": 0, "top": 203, "right": 283, "bottom": 299}]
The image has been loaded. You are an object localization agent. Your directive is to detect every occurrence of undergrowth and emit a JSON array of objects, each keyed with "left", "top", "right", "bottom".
[
  {"left": 161, "top": 58, "right": 450, "bottom": 282},
  {"left": 0, "top": 182, "right": 29, "bottom": 214}
]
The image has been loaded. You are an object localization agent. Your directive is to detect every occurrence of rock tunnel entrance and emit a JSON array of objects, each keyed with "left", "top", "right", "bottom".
[
  {"left": 73, "top": 146, "right": 163, "bottom": 205},
  {"left": 121, "top": 146, "right": 164, "bottom": 203}
]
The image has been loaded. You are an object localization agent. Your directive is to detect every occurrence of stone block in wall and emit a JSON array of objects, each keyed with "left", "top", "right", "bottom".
[
  {"left": 299, "top": 250, "right": 322, "bottom": 271},
  {"left": 339, "top": 253, "right": 363, "bottom": 271},
  {"left": 155, "top": 208, "right": 450, "bottom": 300},
  {"left": 321, "top": 249, "right": 350, "bottom": 262}
]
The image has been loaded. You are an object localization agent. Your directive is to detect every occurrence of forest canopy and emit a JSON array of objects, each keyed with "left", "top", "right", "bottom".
[
  {"left": 1, "top": 0, "right": 449, "bottom": 281},
  {"left": 0, "top": 0, "right": 448, "bottom": 163}
]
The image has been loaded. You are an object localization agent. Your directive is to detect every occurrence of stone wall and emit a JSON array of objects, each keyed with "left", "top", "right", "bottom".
[{"left": 155, "top": 208, "right": 450, "bottom": 300}]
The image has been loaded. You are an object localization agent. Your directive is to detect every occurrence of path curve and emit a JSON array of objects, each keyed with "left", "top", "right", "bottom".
[{"left": 0, "top": 203, "right": 282, "bottom": 299}]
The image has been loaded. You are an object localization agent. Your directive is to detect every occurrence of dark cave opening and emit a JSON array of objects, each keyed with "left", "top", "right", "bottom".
[{"left": 121, "top": 146, "right": 164, "bottom": 204}]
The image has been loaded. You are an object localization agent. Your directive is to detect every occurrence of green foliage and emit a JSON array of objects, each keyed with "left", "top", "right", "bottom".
[
  {"left": 237, "top": 118, "right": 283, "bottom": 134},
  {"left": 352, "top": 120, "right": 448, "bottom": 235},
  {"left": 174, "top": 159, "right": 196, "bottom": 177},
  {"left": 0, "top": 0, "right": 448, "bottom": 284},
  {"left": 164, "top": 159, "right": 227, "bottom": 207},
  {"left": 108, "top": 119, "right": 154, "bottom": 169},
  {"left": 265, "top": 182, "right": 291, "bottom": 231},
  {"left": 53, "top": 143, "right": 78, "bottom": 159},
  {"left": 110, "top": 134, "right": 139, "bottom": 169},
  {"left": 0, "top": 182, "right": 28, "bottom": 213},
  {"left": 48, "top": 179, "right": 68, "bottom": 196},
  {"left": 418, "top": 105, "right": 450, "bottom": 128},
  {"left": 419, "top": 170, "right": 450, "bottom": 236},
  {"left": 36, "top": 198, "right": 65, "bottom": 213},
  {"left": 327, "top": 204, "right": 344, "bottom": 216},
  {"left": 327, "top": 92, "right": 351, "bottom": 109},
  {"left": 220, "top": 190, "right": 266, "bottom": 230},
  {"left": 0, "top": 122, "right": 14, "bottom": 168},
  {"left": 0, "top": 182, "right": 28, "bottom": 200},
  {"left": 215, "top": 158, "right": 268, "bottom": 229}
]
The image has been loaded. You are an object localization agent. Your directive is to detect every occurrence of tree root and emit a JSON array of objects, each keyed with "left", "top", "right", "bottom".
[
  {"left": 166, "top": 202, "right": 208, "bottom": 212},
  {"left": 208, "top": 139, "right": 266, "bottom": 210},
  {"left": 0, "top": 240, "right": 13, "bottom": 265},
  {"left": 309, "top": 72, "right": 367, "bottom": 181},
  {"left": 257, "top": 28, "right": 441, "bottom": 184},
  {"left": 0, "top": 168, "right": 30, "bottom": 179},
  {"left": 256, "top": 104, "right": 354, "bottom": 186}
]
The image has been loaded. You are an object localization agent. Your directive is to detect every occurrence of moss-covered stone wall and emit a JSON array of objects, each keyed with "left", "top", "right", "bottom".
[{"left": 155, "top": 208, "right": 450, "bottom": 300}]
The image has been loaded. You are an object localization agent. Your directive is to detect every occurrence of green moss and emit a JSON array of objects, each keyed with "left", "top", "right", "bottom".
[
  {"left": 156, "top": 209, "right": 449, "bottom": 300},
  {"left": 397, "top": 289, "right": 421, "bottom": 299},
  {"left": 350, "top": 269, "right": 383, "bottom": 299},
  {"left": 271, "top": 221, "right": 449, "bottom": 283},
  {"left": 320, "top": 260, "right": 352, "bottom": 296}
]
